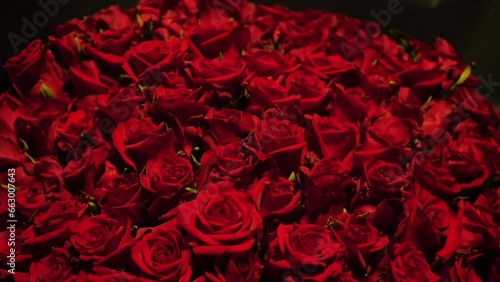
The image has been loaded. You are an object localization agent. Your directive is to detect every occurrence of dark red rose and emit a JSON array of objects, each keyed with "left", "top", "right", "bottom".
[
  {"left": 177, "top": 183, "right": 262, "bottom": 255},
  {"left": 305, "top": 114, "right": 359, "bottom": 162},
  {"left": 413, "top": 151, "right": 489, "bottom": 196},
  {"left": 92, "top": 26, "right": 138, "bottom": 56},
  {"left": 341, "top": 206, "right": 389, "bottom": 255},
  {"left": 274, "top": 11, "right": 333, "bottom": 50},
  {"left": 300, "top": 157, "right": 353, "bottom": 220},
  {"left": 205, "top": 108, "right": 259, "bottom": 144},
  {"left": 140, "top": 150, "right": 194, "bottom": 219},
  {"left": 125, "top": 38, "right": 187, "bottom": 80},
  {"left": 449, "top": 257, "right": 482, "bottom": 282},
  {"left": 246, "top": 49, "right": 299, "bottom": 78},
  {"left": 23, "top": 195, "right": 85, "bottom": 247},
  {"left": 251, "top": 174, "right": 301, "bottom": 219},
  {"left": 303, "top": 52, "right": 355, "bottom": 81},
  {"left": 329, "top": 86, "right": 372, "bottom": 123},
  {"left": 245, "top": 76, "right": 299, "bottom": 116},
  {"left": 140, "top": 152, "right": 193, "bottom": 196},
  {"left": 95, "top": 162, "right": 146, "bottom": 224},
  {"left": 351, "top": 159, "right": 407, "bottom": 207},
  {"left": 389, "top": 242, "right": 441, "bottom": 282},
  {"left": 87, "top": 5, "right": 134, "bottom": 31},
  {"left": 420, "top": 100, "right": 455, "bottom": 137},
  {"left": 68, "top": 60, "right": 116, "bottom": 97},
  {"left": 28, "top": 248, "right": 75, "bottom": 282},
  {"left": 252, "top": 109, "right": 306, "bottom": 176},
  {"left": 150, "top": 86, "right": 209, "bottom": 124},
  {"left": 449, "top": 87, "right": 500, "bottom": 128},
  {"left": 112, "top": 117, "right": 173, "bottom": 170},
  {"left": 131, "top": 220, "right": 192, "bottom": 281},
  {"left": 284, "top": 70, "right": 332, "bottom": 114},
  {"left": 203, "top": 253, "right": 263, "bottom": 282},
  {"left": 367, "top": 107, "right": 419, "bottom": 147},
  {"left": 197, "top": 142, "right": 266, "bottom": 188},
  {"left": 78, "top": 266, "right": 153, "bottom": 282},
  {"left": 48, "top": 31, "right": 86, "bottom": 67},
  {"left": 458, "top": 201, "right": 499, "bottom": 253},
  {"left": 187, "top": 11, "right": 250, "bottom": 58},
  {"left": 185, "top": 47, "right": 247, "bottom": 88},
  {"left": 69, "top": 214, "right": 133, "bottom": 264},
  {"left": 265, "top": 223, "right": 346, "bottom": 281}
]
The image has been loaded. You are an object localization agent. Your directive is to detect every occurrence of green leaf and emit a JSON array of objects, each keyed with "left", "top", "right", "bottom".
[
  {"left": 288, "top": 171, "right": 296, "bottom": 182},
  {"left": 41, "top": 83, "right": 56, "bottom": 99},
  {"left": 185, "top": 187, "right": 199, "bottom": 194}
]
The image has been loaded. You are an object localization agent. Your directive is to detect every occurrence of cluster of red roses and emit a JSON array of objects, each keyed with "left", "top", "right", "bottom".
[{"left": 1, "top": 0, "right": 500, "bottom": 281}]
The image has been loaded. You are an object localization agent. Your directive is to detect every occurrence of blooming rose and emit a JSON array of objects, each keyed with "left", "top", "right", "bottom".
[
  {"left": 177, "top": 182, "right": 262, "bottom": 255},
  {"left": 251, "top": 174, "right": 302, "bottom": 219},
  {"left": 389, "top": 243, "right": 441, "bottom": 282},
  {"left": 266, "top": 223, "right": 346, "bottom": 281},
  {"left": 131, "top": 220, "right": 192, "bottom": 281},
  {"left": 252, "top": 109, "right": 306, "bottom": 177},
  {"left": 112, "top": 117, "right": 172, "bottom": 170},
  {"left": 28, "top": 248, "right": 75, "bottom": 282},
  {"left": 69, "top": 214, "right": 133, "bottom": 264}
]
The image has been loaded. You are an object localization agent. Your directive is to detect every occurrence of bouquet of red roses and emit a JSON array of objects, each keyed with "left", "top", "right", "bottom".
[{"left": 1, "top": 0, "right": 500, "bottom": 281}]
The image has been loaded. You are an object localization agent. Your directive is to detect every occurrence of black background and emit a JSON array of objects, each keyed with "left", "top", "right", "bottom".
[{"left": 1, "top": 0, "right": 499, "bottom": 105}]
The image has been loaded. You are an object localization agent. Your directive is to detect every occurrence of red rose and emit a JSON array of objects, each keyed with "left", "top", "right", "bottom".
[
  {"left": 389, "top": 243, "right": 441, "bottom": 282},
  {"left": 95, "top": 162, "right": 146, "bottom": 224},
  {"left": 185, "top": 48, "right": 246, "bottom": 88},
  {"left": 69, "top": 214, "right": 133, "bottom": 264},
  {"left": 28, "top": 248, "right": 75, "bottom": 282},
  {"left": 197, "top": 142, "right": 266, "bottom": 189},
  {"left": 341, "top": 206, "right": 389, "bottom": 255},
  {"left": 305, "top": 114, "right": 359, "bottom": 162},
  {"left": 203, "top": 253, "right": 263, "bottom": 282},
  {"left": 421, "top": 100, "right": 455, "bottom": 137},
  {"left": 284, "top": 70, "right": 331, "bottom": 114},
  {"left": 449, "top": 87, "right": 500, "bottom": 128},
  {"left": 251, "top": 174, "right": 302, "bottom": 219},
  {"left": 252, "top": 109, "right": 306, "bottom": 176},
  {"left": 300, "top": 157, "right": 353, "bottom": 220},
  {"left": 112, "top": 117, "right": 173, "bottom": 170},
  {"left": 351, "top": 159, "right": 407, "bottom": 207},
  {"left": 246, "top": 49, "right": 299, "bottom": 78},
  {"left": 458, "top": 201, "right": 499, "bottom": 253},
  {"left": 205, "top": 108, "right": 259, "bottom": 144},
  {"left": 23, "top": 195, "right": 85, "bottom": 247},
  {"left": 245, "top": 76, "right": 299, "bottom": 116},
  {"left": 140, "top": 150, "right": 194, "bottom": 219},
  {"left": 78, "top": 266, "right": 153, "bottom": 282},
  {"left": 68, "top": 60, "right": 116, "bottom": 97},
  {"left": 150, "top": 86, "right": 209, "bottom": 124},
  {"left": 177, "top": 183, "right": 262, "bottom": 255},
  {"left": 125, "top": 39, "right": 187, "bottom": 81},
  {"left": 265, "top": 223, "right": 346, "bottom": 281},
  {"left": 131, "top": 220, "right": 192, "bottom": 281}
]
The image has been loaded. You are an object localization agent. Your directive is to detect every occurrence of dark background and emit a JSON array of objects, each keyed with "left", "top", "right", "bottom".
[{"left": 1, "top": 0, "right": 499, "bottom": 105}]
